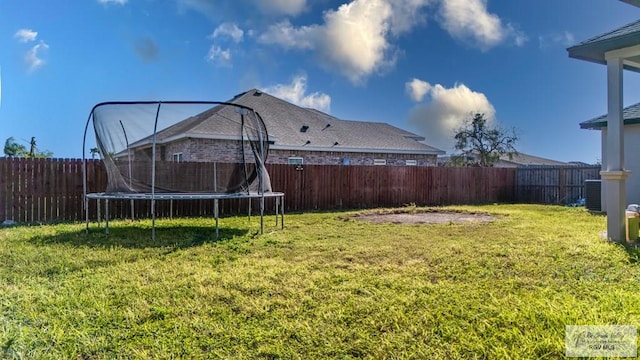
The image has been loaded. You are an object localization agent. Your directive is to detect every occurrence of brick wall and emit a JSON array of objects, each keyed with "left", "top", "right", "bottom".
[
  {"left": 146, "top": 138, "right": 437, "bottom": 166},
  {"left": 267, "top": 149, "right": 437, "bottom": 166}
]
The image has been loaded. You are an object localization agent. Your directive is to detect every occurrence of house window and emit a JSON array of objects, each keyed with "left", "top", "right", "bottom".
[
  {"left": 342, "top": 157, "right": 350, "bottom": 165},
  {"left": 288, "top": 157, "right": 303, "bottom": 165},
  {"left": 405, "top": 159, "right": 418, "bottom": 166},
  {"left": 172, "top": 153, "right": 183, "bottom": 162},
  {"left": 373, "top": 159, "right": 387, "bottom": 166}
]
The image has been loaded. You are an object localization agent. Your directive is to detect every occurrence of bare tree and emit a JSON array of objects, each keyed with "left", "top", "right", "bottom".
[{"left": 453, "top": 113, "right": 518, "bottom": 167}]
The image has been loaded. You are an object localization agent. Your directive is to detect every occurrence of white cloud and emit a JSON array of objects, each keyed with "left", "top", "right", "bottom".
[
  {"left": 176, "top": 0, "right": 223, "bottom": 21},
  {"left": 263, "top": 75, "right": 331, "bottom": 113},
  {"left": 408, "top": 82, "right": 495, "bottom": 151},
  {"left": 206, "top": 45, "right": 232, "bottom": 67},
  {"left": 438, "top": 0, "right": 523, "bottom": 50},
  {"left": 539, "top": 31, "right": 575, "bottom": 50},
  {"left": 259, "top": 20, "right": 318, "bottom": 50},
  {"left": 254, "top": 0, "right": 307, "bottom": 16},
  {"left": 389, "top": 0, "right": 432, "bottom": 36},
  {"left": 25, "top": 41, "right": 49, "bottom": 72},
  {"left": 319, "top": 0, "right": 394, "bottom": 84},
  {"left": 14, "top": 29, "right": 38, "bottom": 43},
  {"left": 98, "top": 0, "right": 127, "bottom": 4},
  {"left": 258, "top": 0, "right": 431, "bottom": 84},
  {"left": 406, "top": 78, "right": 432, "bottom": 102},
  {"left": 212, "top": 23, "right": 244, "bottom": 43}
]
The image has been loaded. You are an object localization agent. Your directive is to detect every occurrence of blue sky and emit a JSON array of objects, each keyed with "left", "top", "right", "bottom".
[{"left": 1, "top": 0, "right": 640, "bottom": 163}]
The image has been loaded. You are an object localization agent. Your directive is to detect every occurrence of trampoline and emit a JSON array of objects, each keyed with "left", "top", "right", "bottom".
[{"left": 82, "top": 101, "right": 284, "bottom": 239}]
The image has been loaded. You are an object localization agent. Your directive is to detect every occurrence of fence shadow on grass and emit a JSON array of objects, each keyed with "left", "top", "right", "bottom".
[{"left": 29, "top": 224, "right": 250, "bottom": 250}]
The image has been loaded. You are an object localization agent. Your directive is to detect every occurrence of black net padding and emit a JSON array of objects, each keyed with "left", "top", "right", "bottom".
[{"left": 86, "top": 101, "right": 272, "bottom": 195}]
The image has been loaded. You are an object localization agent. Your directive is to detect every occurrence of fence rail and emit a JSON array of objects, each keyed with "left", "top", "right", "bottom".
[{"left": 0, "top": 158, "right": 599, "bottom": 223}]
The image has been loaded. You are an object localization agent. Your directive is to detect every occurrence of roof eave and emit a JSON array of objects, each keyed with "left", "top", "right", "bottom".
[
  {"left": 580, "top": 118, "right": 640, "bottom": 129},
  {"left": 568, "top": 36, "right": 640, "bottom": 73},
  {"left": 621, "top": 0, "right": 640, "bottom": 7}
]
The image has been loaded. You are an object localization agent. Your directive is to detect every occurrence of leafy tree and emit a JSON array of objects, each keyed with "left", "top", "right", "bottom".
[
  {"left": 90, "top": 147, "right": 101, "bottom": 159},
  {"left": 3, "top": 136, "right": 53, "bottom": 158},
  {"left": 4, "top": 137, "right": 27, "bottom": 157},
  {"left": 453, "top": 113, "right": 518, "bottom": 167}
]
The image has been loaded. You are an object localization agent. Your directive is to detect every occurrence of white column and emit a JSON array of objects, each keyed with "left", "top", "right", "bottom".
[{"left": 602, "top": 56, "right": 628, "bottom": 243}]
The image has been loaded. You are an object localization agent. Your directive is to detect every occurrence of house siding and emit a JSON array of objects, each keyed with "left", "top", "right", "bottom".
[{"left": 600, "top": 124, "right": 640, "bottom": 205}]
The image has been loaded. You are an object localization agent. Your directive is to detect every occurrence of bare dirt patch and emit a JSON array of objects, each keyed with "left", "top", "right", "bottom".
[{"left": 352, "top": 210, "right": 497, "bottom": 224}]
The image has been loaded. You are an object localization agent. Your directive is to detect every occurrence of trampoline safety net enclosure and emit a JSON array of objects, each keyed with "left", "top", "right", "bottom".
[{"left": 82, "top": 101, "right": 284, "bottom": 239}]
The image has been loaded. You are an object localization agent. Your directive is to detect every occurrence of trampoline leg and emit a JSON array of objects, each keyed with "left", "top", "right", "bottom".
[
  {"left": 260, "top": 196, "right": 265, "bottom": 235},
  {"left": 214, "top": 199, "right": 219, "bottom": 239},
  {"left": 97, "top": 199, "right": 101, "bottom": 229},
  {"left": 281, "top": 196, "right": 285, "bottom": 230},
  {"left": 275, "top": 198, "right": 279, "bottom": 227},
  {"left": 130, "top": 199, "right": 135, "bottom": 221},
  {"left": 151, "top": 199, "right": 156, "bottom": 242},
  {"left": 105, "top": 199, "right": 109, "bottom": 236},
  {"left": 85, "top": 197, "right": 89, "bottom": 234}
]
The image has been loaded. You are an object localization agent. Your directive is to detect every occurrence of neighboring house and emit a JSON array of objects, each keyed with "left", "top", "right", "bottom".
[
  {"left": 438, "top": 152, "right": 570, "bottom": 167},
  {"left": 493, "top": 153, "right": 572, "bottom": 168},
  {"left": 580, "top": 102, "right": 640, "bottom": 203},
  {"left": 131, "top": 89, "right": 444, "bottom": 166}
]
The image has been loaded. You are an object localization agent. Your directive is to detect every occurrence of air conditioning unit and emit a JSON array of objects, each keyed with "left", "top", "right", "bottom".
[{"left": 585, "top": 179, "right": 602, "bottom": 212}]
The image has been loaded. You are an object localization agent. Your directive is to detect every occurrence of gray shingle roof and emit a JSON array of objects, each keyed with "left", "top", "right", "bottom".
[
  {"left": 227, "top": 89, "right": 444, "bottom": 154},
  {"left": 497, "top": 153, "right": 569, "bottom": 167},
  {"left": 567, "top": 18, "right": 640, "bottom": 71},
  {"left": 621, "top": 0, "right": 640, "bottom": 7},
  {"left": 575, "top": 19, "right": 640, "bottom": 46},
  {"left": 580, "top": 102, "right": 640, "bottom": 129},
  {"left": 146, "top": 89, "right": 444, "bottom": 155}
]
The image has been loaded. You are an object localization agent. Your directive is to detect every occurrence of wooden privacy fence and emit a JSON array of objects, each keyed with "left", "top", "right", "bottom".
[
  {"left": 0, "top": 158, "right": 599, "bottom": 223},
  {"left": 514, "top": 165, "right": 601, "bottom": 204}
]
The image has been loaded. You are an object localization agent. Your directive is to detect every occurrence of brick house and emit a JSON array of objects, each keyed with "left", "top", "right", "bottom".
[{"left": 131, "top": 89, "right": 444, "bottom": 166}]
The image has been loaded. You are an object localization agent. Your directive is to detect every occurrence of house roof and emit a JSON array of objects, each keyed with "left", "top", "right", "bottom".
[
  {"left": 621, "top": 0, "right": 640, "bottom": 8},
  {"left": 151, "top": 89, "right": 444, "bottom": 155},
  {"left": 580, "top": 102, "right": 640, "bottom": 129},
  {"left": 495, "top": 152, "right": 569, "bottom": 167},
  {"left": 229, "top": 89, "right": 444, "bottom": 154},
  {"left": 567, "top": 18, "right": 640, "bottom": 72}
]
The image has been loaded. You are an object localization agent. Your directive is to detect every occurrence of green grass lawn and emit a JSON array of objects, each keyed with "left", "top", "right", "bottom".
[{"left": 1, "top": 204, "right": 639, "bottom": 359}]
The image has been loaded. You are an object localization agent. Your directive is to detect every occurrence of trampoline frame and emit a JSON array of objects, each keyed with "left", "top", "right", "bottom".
[
  {"left": 84, "top": 192, "right": 284, "bottom": 239},
  {"left": 82, "top": 101, "right": 283, "bottom": 240}
]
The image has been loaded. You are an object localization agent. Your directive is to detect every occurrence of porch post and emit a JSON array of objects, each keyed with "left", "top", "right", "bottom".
[{"left": 602, "top": 56, "right": 628, "bottom": 243}]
